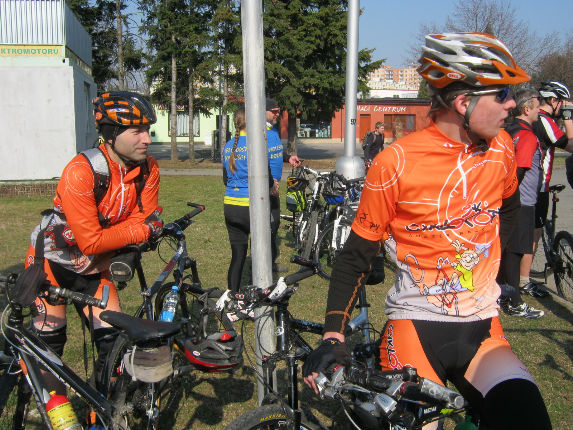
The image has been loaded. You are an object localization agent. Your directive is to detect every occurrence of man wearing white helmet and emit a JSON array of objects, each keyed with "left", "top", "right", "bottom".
[
  {"left": 521, "top": 81, "right": 573, "bottom": 297},
  {"left": 303, "top": 33, "right": 551, "bottom": 429}
]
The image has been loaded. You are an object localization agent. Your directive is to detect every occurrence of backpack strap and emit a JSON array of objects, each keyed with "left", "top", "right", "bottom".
[
  {"left": 80, "top": 148, "right": 111, "bottom": 227},
  {"left": 134, "top": 160, "right": 149, "bottom": 213}
]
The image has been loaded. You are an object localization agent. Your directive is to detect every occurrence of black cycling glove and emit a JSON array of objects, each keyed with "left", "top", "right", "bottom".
[
  {"left": 145, "top": 207, "right": 164, "bottom": 242},
  {"left": 302, "top": 338, "right": 350, "bottom": 377}
]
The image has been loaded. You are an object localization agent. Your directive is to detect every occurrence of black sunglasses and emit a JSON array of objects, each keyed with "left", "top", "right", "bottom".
[{"left": 466, "top": 86, "right": 511, "bottom": 103}]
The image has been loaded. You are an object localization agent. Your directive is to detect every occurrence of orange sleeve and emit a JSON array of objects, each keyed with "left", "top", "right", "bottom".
[
  {"left": 351, "top": 146, "right": 399, "bottom": 241},
  {"left": 58, "top": 157, "right": 159, "bottom": 256}
]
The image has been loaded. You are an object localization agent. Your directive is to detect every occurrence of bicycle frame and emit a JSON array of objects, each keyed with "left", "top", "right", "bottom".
[
  {"left": 260, "top": 285, "right": 374, "bottom": 412},
  {"left": 2, "top": 305, "right": 118, "bottom": 428}
]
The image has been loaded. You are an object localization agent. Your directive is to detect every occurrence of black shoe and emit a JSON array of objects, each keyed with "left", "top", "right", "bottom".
[
  {"left": 520, "top": 282, "right": 549, "bottom": 298},
  {"left": 501, "top": 302, "right": 545, "bottom": 318},
  {"left": 272, "top": 263, "right": 288, "bottom": 273}
]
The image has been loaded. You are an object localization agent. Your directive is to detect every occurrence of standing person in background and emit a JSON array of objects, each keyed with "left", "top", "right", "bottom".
[
  {"left": 363, "top": 121, "right": 385, "bottom": 168},
  {"left": 265, "top": 98, "right": 301, "bottom": 273},
  {"left": 497, "top": 88, "right": 544, "bottom": 318},
  {"left": 302, "top": 33, "right": 551, "bottom": 429},
  {"left": 223, "top": 105, "right": 282, "bottom": 292},
  {"left": 526, "top": 81, "right": 573, "bottom": 296}
]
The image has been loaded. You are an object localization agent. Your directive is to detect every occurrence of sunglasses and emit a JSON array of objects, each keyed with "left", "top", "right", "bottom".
[{"left": 465, "top": 86, "right": 512, "bottom": 103}]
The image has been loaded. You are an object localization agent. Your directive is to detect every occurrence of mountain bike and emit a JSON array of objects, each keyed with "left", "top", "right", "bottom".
[
  {"left": 101, "top": 202, "right": 243, "bottom": 428},
  {"left": 220, "top": 257, "right": 382, "bottom": 430},
  {"left": 0, "top": 203, "right": 242, "bottom": 429},
  {"left": 285, "top": 166, "right": 337, "bottom": 259},
  {"left": 529, "top": 184, "right": 573, "bottom": 302}
]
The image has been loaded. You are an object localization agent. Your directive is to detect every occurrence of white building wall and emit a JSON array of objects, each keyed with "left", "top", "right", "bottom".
[{"left": 0, "top": 65, "right": 94, "bottom": 180}]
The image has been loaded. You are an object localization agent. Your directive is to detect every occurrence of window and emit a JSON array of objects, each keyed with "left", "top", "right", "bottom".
[
  {"left": 298, "top": 120, "right": 331, "bottom": 138},
  {"left": 168, "top": 112, "right": 200, "bottom": 137},
  {"left": 384, "top": 114, "right": 416, "bottom": 137}
]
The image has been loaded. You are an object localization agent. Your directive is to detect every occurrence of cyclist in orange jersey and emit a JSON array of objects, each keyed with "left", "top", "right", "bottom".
[
  {"left": 24, "top": 91, "right": 163, "bottom": 391},
  {"left": 303, "top": 33, "right": 551, "bottom": 429}
]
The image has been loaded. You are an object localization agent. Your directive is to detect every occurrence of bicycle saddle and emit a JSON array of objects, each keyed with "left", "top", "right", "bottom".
[{"left": 100, "top": 310, "right": 180, "bottom": 344}]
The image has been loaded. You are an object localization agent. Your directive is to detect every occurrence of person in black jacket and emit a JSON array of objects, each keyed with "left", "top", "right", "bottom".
[{"left": 363, "top": 121, "right": 385, "bottom": 165}]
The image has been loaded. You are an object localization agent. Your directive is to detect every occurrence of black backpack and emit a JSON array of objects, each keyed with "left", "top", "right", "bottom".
[
  {"left": 361, "top": 131, "right": 373, "bottom": 151},
  {"left": 80, "top": 148, "right": 149, "bottom": 227}
]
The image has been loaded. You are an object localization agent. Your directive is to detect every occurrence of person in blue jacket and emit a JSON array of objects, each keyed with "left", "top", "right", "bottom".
[
  {"left": 265, "top": 98, "right": 301, "bottom": 273},
  {"left": 222, "top": 105, "right": 282, "bottom": 292}
]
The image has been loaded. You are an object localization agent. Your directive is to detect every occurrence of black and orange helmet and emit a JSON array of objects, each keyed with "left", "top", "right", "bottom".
[
  {"left": 418, "top": 33, "right": 530, "bottom": 89},
  {"left": 93, "top": 91, "right": 156, "bottom": 128}
]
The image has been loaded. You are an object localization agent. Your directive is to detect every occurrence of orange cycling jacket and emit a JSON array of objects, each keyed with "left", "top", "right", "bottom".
[{"left": 30, "top": 143, "right": 160, "bottom": 275}]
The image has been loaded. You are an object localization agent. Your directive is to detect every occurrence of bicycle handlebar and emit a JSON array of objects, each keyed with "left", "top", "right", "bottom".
[
  {"left": 317, "top": 364, "right": 466, "bottom": 411},
  {"left": 0, "top": 274, "right": 108, "bottom": 310},
  {"left": 47, "top": 284, "right": 109, "bottom": 310},
  {"left": 137, "top": 202, "right": 205, "bottom": 252},
  {"left": 216, "top": 256, "right": 321, "bottom": 317}
]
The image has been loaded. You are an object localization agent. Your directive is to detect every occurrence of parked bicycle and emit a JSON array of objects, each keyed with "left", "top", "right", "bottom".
[
  {"left": 0, "top": 203, "right": 243, "bottom": 429},
  {"left": 529, "top": 184, "right": 573, "bottom": 302},
  {"left": 313, "top": 175, "right": 362, "bottom": 280},
  {"left": 285, "top": 166, "right": 337, "bottom": 259},
  {"left": 219, "top": 257, "right": 382, "bottom": 430}
]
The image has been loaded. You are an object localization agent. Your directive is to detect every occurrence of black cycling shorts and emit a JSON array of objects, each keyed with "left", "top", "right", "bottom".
[{"left": 534, "top": 191, "right": 549, "bottom": 228}]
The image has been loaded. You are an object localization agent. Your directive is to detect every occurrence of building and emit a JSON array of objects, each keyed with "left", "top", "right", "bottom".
[
  {"left": 0, "top": 0, "right": 97, "bottom": 181},
  {"left": 366, "top": 64, "right": 422, "bottom": 98}
]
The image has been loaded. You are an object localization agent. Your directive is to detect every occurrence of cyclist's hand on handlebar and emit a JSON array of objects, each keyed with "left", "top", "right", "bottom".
[
  {"left": 145, "top": 207, "right": 164, "bottom": 242},
  {"left": 303, "top": 337, "right": 350, "bottom": 394}
]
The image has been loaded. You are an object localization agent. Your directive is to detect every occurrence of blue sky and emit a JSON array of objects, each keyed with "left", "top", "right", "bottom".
[{"left": 360, "top": 0, "right": 573, "bottom": 67}]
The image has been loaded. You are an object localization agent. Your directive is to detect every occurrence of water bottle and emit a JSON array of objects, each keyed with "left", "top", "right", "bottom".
[
  {"left": 45, "top": 391, "right": 83, "bottom": 430},
  {"left": 158, "top": 286, "right": 179, "bottom": 322}
]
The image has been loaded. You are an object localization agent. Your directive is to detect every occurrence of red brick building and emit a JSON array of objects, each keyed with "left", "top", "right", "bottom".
[{"left": 331, "top": 98, "right": 431, "bottom": 141}]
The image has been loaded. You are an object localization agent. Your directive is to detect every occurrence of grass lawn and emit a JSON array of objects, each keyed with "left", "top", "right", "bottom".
[{"left": 1, "top": 172, "right": 572, "bottom": 429}]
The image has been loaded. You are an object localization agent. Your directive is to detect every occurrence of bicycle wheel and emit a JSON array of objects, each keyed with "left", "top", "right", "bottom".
[
  {"left": 314, "top": 220, "right": 351, "bottom": 280},
  {"left": 531, "top": 223, "right": 553, "bottom": 278},
  {"left": 553, "top": 231, "right": 573, "bottom": 302},
  {"left": 100, "top": 334, "right": 164, "bottom": 430},
  {"left": 225, "top": 404, "right": 321, "bottom": 430}
]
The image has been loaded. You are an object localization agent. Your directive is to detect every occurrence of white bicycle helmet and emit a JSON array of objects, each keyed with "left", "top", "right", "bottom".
[
  {"left": 418, "top": 33, "right": 530, "bottom": 89},
  {"left": 538, "top": 81, "right": 571, "bottom": 100}
]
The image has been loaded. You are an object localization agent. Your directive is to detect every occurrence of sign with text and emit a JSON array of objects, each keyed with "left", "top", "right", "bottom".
[{"left": 0, "top": 45, "right": 62, "bottom": 57}]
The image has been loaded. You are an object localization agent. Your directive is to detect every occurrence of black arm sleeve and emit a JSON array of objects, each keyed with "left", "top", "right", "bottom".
[
  {"left": 499, "top": 188, "right": 521, "bottom": 252},
  {"left": 516, "top": 167, "right": 527, "bottom": 184},
  {"left": 283, "top": 152, "right": 291, "bottom": 163},
  {"left": 223, "top": 166, "right": 228, "bottom": 186},
  {"left": 324, "top": 230, "right": 382, "bottom": 334}
]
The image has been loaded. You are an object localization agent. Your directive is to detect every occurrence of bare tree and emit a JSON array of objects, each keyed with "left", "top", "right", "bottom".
[
  {"left": 115, "top": 0, "right": 125, "bottom": 90},
  {"left": 410, "top": 0, "right": 554, "bottom": 78},
  {"left": 534, "top": 35, "right": 573, "bottom": 91}
]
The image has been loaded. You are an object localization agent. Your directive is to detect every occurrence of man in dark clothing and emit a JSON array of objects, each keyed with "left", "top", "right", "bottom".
[
  {"left": 364, "top": 121, "right": 385, "bottom": 165},
  {"left": 498, "top": 88, "right": 544, "bottom": 318}
]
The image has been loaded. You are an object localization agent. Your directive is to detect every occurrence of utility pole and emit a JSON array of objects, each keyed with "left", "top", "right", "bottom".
[
  {"left": 241, "top": 0, "right": 276, "bottom": 405},
  {"left": 335, "top": 0, "right": 364, "bottom": 180}
]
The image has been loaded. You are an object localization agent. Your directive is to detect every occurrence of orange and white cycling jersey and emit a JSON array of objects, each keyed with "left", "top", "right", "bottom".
[
  {"left": 29, "top": 144, "right": 159, "bottom": 275},
  {"left": 352, "top": 122, "right": 518, "bottom": 321}
]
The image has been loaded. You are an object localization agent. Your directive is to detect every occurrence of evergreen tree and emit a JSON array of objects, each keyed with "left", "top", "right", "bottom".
[
  {"left": 261, "top": 0, "right": 381, "bottom": 153},
  {"left": 67, "top": 0, "right": 144, "bottom": 90}
]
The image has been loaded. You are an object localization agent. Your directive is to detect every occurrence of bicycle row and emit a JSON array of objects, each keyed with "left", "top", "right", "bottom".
[{"left": 0, "top": 201, "right": 476, "bottom": 430}]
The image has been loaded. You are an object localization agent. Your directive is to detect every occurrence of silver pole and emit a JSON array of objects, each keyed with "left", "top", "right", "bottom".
[
  {"left": 241, "top": 0, "right": 276, "bottom": 406},
  {"left": 335, "top": 0, "right": 365, "bottom": 180}
]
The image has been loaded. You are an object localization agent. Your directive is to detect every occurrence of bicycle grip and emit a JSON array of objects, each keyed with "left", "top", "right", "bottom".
[
  {"left": 49, "top": 286, "right": 108, "bottom": 309},
  {"left": 283, "top": 269, "right": 315, "bottom": 286},
  {"left": 401, "top": 379, "right": 465, "bottom": 409}
]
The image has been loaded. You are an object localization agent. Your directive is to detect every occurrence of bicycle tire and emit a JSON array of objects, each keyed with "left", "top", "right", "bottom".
[
  {"left": 301, "top": 211, "right": 319, "bottom": 259},
  {"left": 553, "top": 231, "right": 573, "bottom": 302},
  {"left": 0, "top": 370, "right": 20, "bottom": 423},
  {"left": 100, "top": 333, "right": 163, "bottom": 430},
  {"left": 225, "top": 404, "right": 321, "bottom": 430},
  {"left": 314, "top": 220, "right": 351, "bottom": 280}
]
